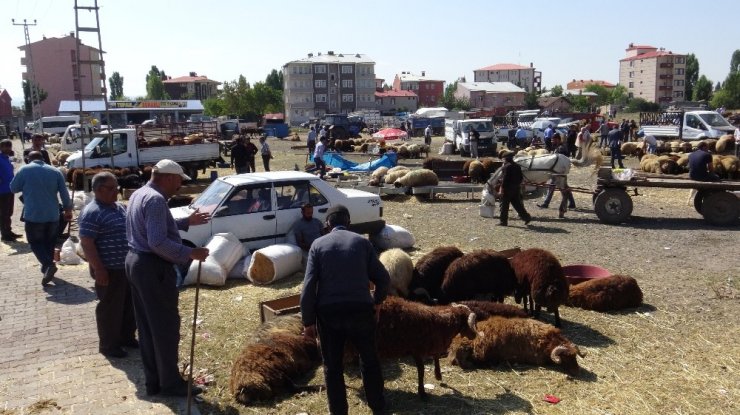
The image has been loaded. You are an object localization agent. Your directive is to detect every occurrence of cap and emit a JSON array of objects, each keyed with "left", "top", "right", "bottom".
[
  {"left": 153, "top": 159, "right": 191, "bottom": 180},
  {"left": 501, "top": 150, "right": 515, "bottom": 160},
  {"left": 325, "top": 204, "right": 350, "bottom": 221}
]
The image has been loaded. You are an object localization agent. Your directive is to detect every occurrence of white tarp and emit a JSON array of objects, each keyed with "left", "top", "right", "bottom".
[{"left": 414, "top": 107, "right": 448, "bottom": 118}]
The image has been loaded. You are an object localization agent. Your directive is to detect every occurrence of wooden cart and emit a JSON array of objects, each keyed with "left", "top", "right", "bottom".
[{"left": 593, "top": 167, "right": 740, "bottom": 226}]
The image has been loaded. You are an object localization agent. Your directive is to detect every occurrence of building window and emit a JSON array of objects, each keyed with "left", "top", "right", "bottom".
[
  {"left": 315, "top": 94, "right": 327, "bottom": 102},
  {"left": 330, "top": 101, "right": 336, "bottom": 109},
  {"left": 674, "top": 91, "right": 684, "bottom": 98},
  {"left": 315, "top": 79, "right": 326, "bottom": 88},
  {"left": 629, "top": 61, "right": 634, "bottom": 67},
  {"left": 342, "top": 94, "right": 354, "bottom": 102},
  {"left": 675, "top": 57, "right": 685, "bottom": 64},
  {"left": 628, "top": 82, "right": 634, "bottom": 88},
  {"left": 314, "top": 65, "right": 327, "bottom": 74},
  {"left": 341, "top": 79, "right": 353, "bottom": 88},
  {"left": 341, "top": 65, "right": 353, "bottom": 74},
  {"left": 674, "top": 79, "right": 684, "bottom": 87},
  {"left": 675, "top": 68, "right": 685, "bottom": 75},
  {"left": 628, "top": 92, "right": 634, "bottom": 99},
  {"left": 629, "top": 71, "right": 634, "bottom": 78}
]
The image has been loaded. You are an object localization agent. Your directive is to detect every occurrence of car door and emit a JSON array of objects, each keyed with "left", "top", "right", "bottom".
[
  {"left": 274, "top": 180, "right": 330, "bottom": 244},
  {"left": 683, "top": 114, "right": 703, "bottom": 140},
  {"left": 209, "top": 183, "right": 276, "bottom": 251}
]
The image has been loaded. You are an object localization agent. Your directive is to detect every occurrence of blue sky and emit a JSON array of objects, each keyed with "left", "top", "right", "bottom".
[{"left": 1, "top": 0, "right": 738, "bottom": 107}]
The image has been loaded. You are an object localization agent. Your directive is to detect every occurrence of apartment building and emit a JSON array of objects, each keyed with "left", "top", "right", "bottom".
[
  {"left": 455, "top": 82, "right": 526, "bottom": 111},
  {"left": 283, "top": 51, "right": 376, "bottom": 125},
  {"left": 619, "top": 43, "right": 686, "bottom": 104},
  {"left": 163, "top": 72, "right": 221, "bottom": 100},
  {"left": 473, "top": 63, "right": 541, "bottom": 93},
  {"left": 18, "top": 33, "right": 103, "bottom": 117},
  {"left": 392, "top": 71, "right": 444, "bottom": 107}
]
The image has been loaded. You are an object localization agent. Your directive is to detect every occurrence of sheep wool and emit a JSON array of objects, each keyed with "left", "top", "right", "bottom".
[
  {"left": 409, "top": 246, "right": 465, "bottom": 303},
  {"left": 371, "top": 166, "right": 389, "bottom": 179},
  {"left": 394, "top": 169, "right": 439, "bottom": 188},
  {"left": 441, "top": 249, "right": 517, "bottom": 304},
  {"left": 567, "top": 274, "right": 643, "bottom": 311},
  {"left": 716, "top": 135, "right": 734, "bottom": 154},
  {"left": 384, "top": 167, "right": 410, "bottom": 184},
  {"left": 510, "top": 248, "right": 569, "bottom": 327},
  {"left": 468, "top": 161, "right": 486, "bottom": 183},
  {"left": 379, "top": 248, "right": 414, "bottom": 297}
]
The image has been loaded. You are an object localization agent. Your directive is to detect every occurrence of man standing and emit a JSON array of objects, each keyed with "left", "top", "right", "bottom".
[
  {"left": 0, "top": 139, "right": 21, "bottom": 242},
  {"left": 10, "top": 151, "right": 72, "bottom": 285},
  {"left": 566, "top": 124, "right": 577, "bottom": 158},
  {"left": 313, "top": 136, "right": 327, "bottom": 179},
  {"left": 688, "top": 142, "right": 720, "bottom": 182},
  {"left": 244, "top": 137, "right": 258, "bottom": 173},
  {"left": 469, "top": 127, "right": 480, "bottom": 159},
  {"left": 307, "top": 126, "right": 317, "bottom": 156},
  {"left": 23, "top": 134, "right": 51, "bottom": 164},
  {"left": 543, "top": 124, "right": 555, "bottom": 151},
  {"left": 608, "top": 125, "right": 625, "bottom": 168},
  {"left": 515, "top": 126, "right": 528, "bottom": 148},
  {"left": 497, "top": 152, "right": 532, "bottom": 227},
  {"left": 259, "top": 135, "right": 272, "bottom": 172},
  {"left": 734, "top": 127, "right": 740, "bottom": 158},
  {"left": 424, "top": 124, "right": 432, "bottom": 146},
  {"left": 537, "top": 135, "right": 576, "bottom": 216},
  {"left": 599, "top": 120, "right": 610, "bottom": 148},
  {"left": 291, "top": 203, "right": 324, "bottom": 253},
  {"left": 300, "top": 205, "right": 390, "bottom": 415},
  {"left": 230, "top": 137, "right": 250, "bottom": 174},
  {"left": 125, "top": 159, "right": 210, "bottom": 396},
  {"left": 78, "top": 172, "right": 137, "bottom": 358}
]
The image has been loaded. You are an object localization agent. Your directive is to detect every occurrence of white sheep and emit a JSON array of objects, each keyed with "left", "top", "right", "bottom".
[
  {"left": 379, "top": 248, "right": 414, "bottom": 297},
  {"left": 393, "top": 169, "right": 439, "bottom": 188}
]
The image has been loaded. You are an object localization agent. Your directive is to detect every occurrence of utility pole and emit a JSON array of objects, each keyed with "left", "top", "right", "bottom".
[{"left": 12, "top": 18, "right": 42, "bottom": 123}]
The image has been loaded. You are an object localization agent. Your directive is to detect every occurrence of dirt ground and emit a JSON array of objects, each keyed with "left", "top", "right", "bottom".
[{"left": 178, "top": 132, "right": 739, "bottom": 415}]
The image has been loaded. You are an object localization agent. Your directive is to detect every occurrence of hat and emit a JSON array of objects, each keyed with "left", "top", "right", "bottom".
[
  {"left": 325, "top": 204, "right": 350, "bottom": 221},
  {"left": 153, "top": 159, "right": 190, "bottom": 180},
  {"left": 501, "top": 150, "right": 515, "bottom": 160}
]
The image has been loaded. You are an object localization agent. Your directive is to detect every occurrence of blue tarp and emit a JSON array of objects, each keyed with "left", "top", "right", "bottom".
[{"left": 311, "top": 152, "right": 397, "bottom": 172}]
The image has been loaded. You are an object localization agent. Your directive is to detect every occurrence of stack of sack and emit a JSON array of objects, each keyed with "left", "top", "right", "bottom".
[
  {"left": 370, "top": 224, "right": 415, "bottom": 250},
  {"left": 184, "top": 233, "right": 243, "bottom": 286}
]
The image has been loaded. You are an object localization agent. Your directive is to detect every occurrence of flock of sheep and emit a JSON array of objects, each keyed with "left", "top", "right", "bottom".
[
  {"left": 624, "top": 135, "right": 739, "bottom": 178},
  {"left": 229, "top": 247, "right": 643, "bottom": 406}
]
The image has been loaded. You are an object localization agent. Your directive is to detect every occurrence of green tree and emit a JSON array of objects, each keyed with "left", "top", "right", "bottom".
[
  {"left": 730, "top": 49, "right": 740, "bottom": 74},
  {"left": 265, "top": 69, "right": 284, "bottom": 91},
  {"left": 203, "top": 96, "right": 226, "bottom": 116},
  {"left": 715, "top": 81, "right": 722, "bottom": 92},
  {"left": 524, "top": 91, "right": 540, "bottom": 109},
  {"left": 710, "top": 71, "right": 740, "bottom": 108},
  {"left": 569, "top": 95, "right": 591, "bottom": 112},
  {"left": 439, "top": 81, "right": 458, "bottom": 109},
  {"left": 626, "top": 98, "right": 660, "bottom": 112},
  {"left": 108, "top": 71, "right": 124, "bottom": 100},
  {"left": 550, "top": 85, "right": 563, "bottom": 97},
  {"left": 684, "top": 53, "right": 699, "bottom": 103},
  {"left": 22, "top": 80, "right": 48, "bottom": 115},
  {"left": 693, "top": 75, "right": 713, "bottom": 101},
  {"left": 609, "top": 85, "right": 628, "bottom": 106},
  {"left": 145, "top": 65, "right": 169, "bottom": 100},
  {"left": 249, "top": 82, "right": 284, "bottom": 115},
  {"left": 584, "top": 84, "right": 611, "bottom": 106}
]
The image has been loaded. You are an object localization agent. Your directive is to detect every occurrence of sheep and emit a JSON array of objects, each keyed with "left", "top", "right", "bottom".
[
  {"left": 393, "top": 169, "right": 439, "bottom": 188},
  {"left": 640, "top": 157, "right": 661, "bottom": 173},
  {"left": 620, "top": 142, "right": 638, "bottom": 156},
  {"left": 397, "top": 145, "right": 411, "bottom": 159},
  {"left": 379, "top": 248, "right": 414, "bottom": 297},
  {"left": 448, "top": 316, "right": 586, "bottom": 376},
  {"left": 566, "top": 274, "right": 643, "bottom": 311},
  {"left": 659, "top": 158, "right": 681, "bottom": 175},
  {"left": 719, "top": 155, "right": 739, "bottom": 179},
  {"left": 467, "top": 160, "right": 486, "bottom": 183},
  {"left": 480, "top": 157, "right": 497, "bottom": 176},
  {"left": 384, "top": 166, "right": 410, "bottom": 184},
  {"left": 230, "top": 315, "right": 321, "bottom": 405},
  {"left": 371, "top": 166, "right": 388, "bottom": 180},
  {"left": 408, "top": 246, "right": 465, "bottom": 304},
  {"left": 456, "top": 300, "right": 529, "bottom": 319},
  {"left": 510, "top": 248, "right": 569, "bottom": 327},
  {"left": 716, "top": 135, "right": 734, "bottom": 154},
  {"left": 373, "top": 296, "right": 480, "bottom": 398},
  {"left": 440, "top": 249, "right": 517, "bottom": 304}
]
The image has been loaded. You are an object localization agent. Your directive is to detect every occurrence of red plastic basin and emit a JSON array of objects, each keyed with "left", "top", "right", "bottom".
[{"left": 563, "top": 264, "right": 612, "bottom": 286}]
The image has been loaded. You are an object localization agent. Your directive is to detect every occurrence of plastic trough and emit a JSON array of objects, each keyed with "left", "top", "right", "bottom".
[{"left": 562, "top": 264, "right": 612, "bottom": 286}]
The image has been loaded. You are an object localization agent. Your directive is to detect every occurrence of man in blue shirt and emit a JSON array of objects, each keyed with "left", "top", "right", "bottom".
[
  {"left": 307, "top": 126, "right": 317, "bottom": 155},
  {"left": 10, "top": 151, "right": 72, "bottom": 285},
  {"left": 515, "top": 126, "right": 528, "bottom": 148},
  {"left": 313, "top": 136, "right": 328, "bottom": 179},
  {"left": 688, "top": 142, "right": 720, "bottom": 182},
  {"left": 79, "top": 171, "right": 137, "bottom": 358},
  {"left": 608, "top": 126, "right": 625, "bottom": 168},
  {"left": 543, "top": 124, "right": 555, "bottom": 151},
  {"left": 0, "top": 139, "right": 20, "bottom": 242}
]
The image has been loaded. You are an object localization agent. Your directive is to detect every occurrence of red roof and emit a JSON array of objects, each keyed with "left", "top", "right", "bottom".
[
  {"left": 375, "top": 90, "right": 417, "bottom": 98},
  {"left": 163, "top": 75, "right": 221, "bottom": 84},
  {"left": 476, "top": 63, "right": 531, "bottom": 71},
  {"left": 626, "top": 44, "right": 656, "bottom": 51},
  {"left": 568, "top": 79, "right": 616, "bottom": 88},
  {"left": 620, "top": 51, "right": 682, "bottom": 62}
]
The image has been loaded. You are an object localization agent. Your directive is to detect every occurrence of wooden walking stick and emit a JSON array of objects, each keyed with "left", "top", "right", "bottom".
[{"left": 186, "top": 260, "right": 202, "bottom": 415}]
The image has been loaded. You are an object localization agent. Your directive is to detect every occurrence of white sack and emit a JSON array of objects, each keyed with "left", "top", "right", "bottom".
[
  {"left": 184, "top": 260, "right": 226, "bottom": 286},
  {"left": 370, "top": 224, "right": 415, "bottom": 250},
  {"left": 228, "top": 256, "right": 246, "bottom": 279},
  {"left": 205, "top": 233, "right": 242, "bottom": 273},
  {"left": 240, "top": 254, "right": 252, "bottom": 279},
  {"left": 73, "top": 192, "right": 93, "bottom": 211},
  {"left": 58, "top": 237, "right": 82, "bottom": 265},
  {"left": 246, "top": 244, "right": 303, "bottom": 285}
]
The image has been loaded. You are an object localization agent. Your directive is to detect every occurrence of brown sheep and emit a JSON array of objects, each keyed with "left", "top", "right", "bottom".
[
  {"left": 374, "top": 296, "right": 480, "bottom": 398},
  {"left": 566, "top": 275, "right": 643, "bottom": 311},
  {"left": 448, "top": 316, "right": 586, "bottom": 376},
  {"left": 480, "top": 157, "right": 497, "bottom": 176},
  {"left": 468, "top": 160, "right": 486, "bottom": 183},
  {"left": 510, "top": 248, "right": 569, "bottom": 327},
  {"left": 230, "top": 315, "right": 321, "bottom": 405},
  {"left": 457, "top": 300, "right": 529, "bottom": 319},
  {"left": 441, "top": 249, "right": 517, "bottom": 304},
  {"left": 408, "top": 246, "right": 465, "bottom": 304}
]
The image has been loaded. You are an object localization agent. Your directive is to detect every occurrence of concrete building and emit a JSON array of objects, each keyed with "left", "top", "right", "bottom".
[
  {"left": 455, "top": 82, "right": 526, "bottom": 112},
  {"left": 18, "top": 33, "right": 103, "bottom": 117},
  {"left": 162, "top": 72, "right": 221, "bottom": 100},
  {"left": 0, "top": 89, "right": 12, "bottom": 119},
  {"left": 537, "top": 96, "right": 572, "bottom": 113},
  {"left": 392, "top": 71, "right": 444, "bottom": 107},
  {"left": 375, "top": 90, "right": 418, "bottom": 114},
  {"left": 473, "top": 63, "right": 541, "bottom": 93},
  {"left": 619, "top": 43, "right": 686, "bottom": 104},
  {"left": 282, "top": 51, "right": 376, "bottom": 125},
  {"left": 566, "top": 79, "right": 615, "bottom": 90},
  {"left": 58, "top": 99, "right": 204, "bottom": 127}
]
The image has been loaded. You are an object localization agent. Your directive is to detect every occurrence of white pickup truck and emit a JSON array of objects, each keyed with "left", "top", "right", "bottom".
[
  {"left": 65, "top": 127, "right": 221, "bottom": 179},
  {"left": 444, "top": 118, "right": 497, "bottom": 156},
  {"left": 639, "top": 110, "right": 736, "bottom": 140}
]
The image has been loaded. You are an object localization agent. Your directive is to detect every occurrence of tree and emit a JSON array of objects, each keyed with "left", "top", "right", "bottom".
[
  {"left": 584, "top": 84, "right": 611, "bottom": 106},
  {"left": 265, "top": 69, "right": 284, "bottom": 91},
  {"left": 693, "top": 75, "right": 713, "bottom": 101},
  {"left": 145, "top": 65, "right": 169, "bottom": 100},
  {"left": 108, "top": 71, "right": 124, "bottom": 100},
  {"left": 609, "top": 85, "right": 628, "bottom": 106},
  {"left": 715, "top": 81, "right": 722, "bottom": 92},
  {"left": 550, "top": 85, "right": 563, "bottom": 97},
  {"left": 569, "top": 95, "right": 591, "bottom": 112},
  {"left": 524, "top": 91, "right": 539, "bottom": 109},
  {"left": 22, "top": 80, "right": 48, "bottom": 116},
  {"left": 730, "top": 49, "right": 740, "bottom": 74},
  {"left": 203, "top": 96, "right": 226, "bottom": 116},
  {"left": 439, "top": 81, "right": 458, "bottom": 109},
  {"left": 625, "top": 98, "right": 660, "bottom": 112},
  {"left": 710, "top": 71, "right": 740, "bottom": 109},
  {"left": 684, "top": 53, "right": 699, "bottom": 103}
]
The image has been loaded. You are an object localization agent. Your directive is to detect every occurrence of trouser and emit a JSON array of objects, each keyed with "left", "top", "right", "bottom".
[
  {"left": 317, "top": 308, "right": 385, "bottom": 415},
  {"left": 308, "top": 141, "right": 316, "bottom": 155},
  {"left": 611, "top": 147, "right": 624, "bottom": 168},
  {"left": 315, "top": 157, "right": 327, "bottom": 178},
  {"left": 93, "top": 267, "right": 137, "bottom": 353},
  {"left": 470, "top": 141, "right": 479, "bottom": 158},
  {"left": 600, "top": 135, "right": 608, "bottom": 148},
  {"left": 499, "top": 187, "right": 531, "bottom": 225},
  {"left": 544, "top": 138, "right": 552, "bottom": 152},
  {"left": 25, "top": 221, "right": 58, "bottom": 273},
  {"left": 235, "top": 164, "right": 249, "bottom": 174},
  {"left": 541, "top": 177, "right": 576, "bottom": 210},
  {"left": 125, "top": 251, "right": 183, "bottom": 391},
  {"left": 262, "top": 155, "right": 271, "bottom": 172},
  {"left": 246, "top": 157, "right": 256, "bottom": 173},
  {"left": 0, "top": 193, "right": 14, "bottom": 238},
  {"left": 424, "top": 134, "right": 431, "bottom": 145}
]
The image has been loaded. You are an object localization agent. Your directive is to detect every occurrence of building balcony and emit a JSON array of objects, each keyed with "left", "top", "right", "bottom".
[
  {"left": 659, "top": 63, "right": 674, "bottom": 68},
  {"left": 658, "top": 85, "right": 673, "bottom": 91},
  {"left": 659, "top": 74, "right": 674, "bottom": 80},
  {"left": 658, "top": 96, "right": 673, "bottom": 103}
]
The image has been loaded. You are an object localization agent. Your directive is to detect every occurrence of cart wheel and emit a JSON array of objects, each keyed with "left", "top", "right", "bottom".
[
  {"left": 594, "top": 189, "right": 633, "bottom": 224},
  {"left": 701, "top": 191, "right": 739, "bottom": 226},
  {"left": 693, "top": 190, "right": 707, "bottom": 215}
]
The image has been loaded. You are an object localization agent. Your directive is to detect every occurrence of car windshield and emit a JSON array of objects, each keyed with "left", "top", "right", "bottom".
[
  {"left": 465, "top": 122, "right": 493, "bottom": 132},
  {"left": 190, "top": 180, "right": 233, "bottom": 215},
  {"left": 84, "top": 136, "right": 105, "bottom": 151},
  {"left": 699, "top": 113, "right": 732, "bottom": 128}
]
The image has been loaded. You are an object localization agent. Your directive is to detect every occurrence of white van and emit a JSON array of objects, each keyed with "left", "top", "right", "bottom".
[
  {"left": 32, "top": 115, "right": 80, "bottom": 136},
  {"left": 640, "top": 111, "right": 735, "bottom": 140},
  {"left": 444, "top": 118, "right": 497, "bottom": 156}
]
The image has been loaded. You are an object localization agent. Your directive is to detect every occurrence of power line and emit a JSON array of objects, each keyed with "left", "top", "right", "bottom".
[{"left": 11, "top": 18, "right": 42, "bottom": 121}]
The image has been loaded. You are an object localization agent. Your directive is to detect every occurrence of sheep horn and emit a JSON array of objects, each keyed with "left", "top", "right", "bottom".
[
  {"left": 466, "top": 312, "right": 484, "bottom": 337},
  {"left": 550, "top": 345, "right": 568, "bottom": 364},
  {"left": 451, "top": 303, "right": 472, "bottom": 312}
]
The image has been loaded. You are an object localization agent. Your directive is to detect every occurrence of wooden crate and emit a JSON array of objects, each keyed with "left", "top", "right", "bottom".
[{"left": 259, "top": 294, "right": 301, "bottom": 323}]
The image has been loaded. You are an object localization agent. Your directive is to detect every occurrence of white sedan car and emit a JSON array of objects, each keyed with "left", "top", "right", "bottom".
[{"left": 171, "top": 171, "right": 385, "bottom": 250}]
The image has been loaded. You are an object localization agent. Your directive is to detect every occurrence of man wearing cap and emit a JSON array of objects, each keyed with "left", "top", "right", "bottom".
[
  {"left": 497, "top": 151, "right": 532, "bottom": 226},
  {"left": 10, "top": 151, "right": 72, "bottom": 285},
  {"left": 300, "top": 204, "right": 390, "bottom": 415},
  {"left": 125, "top": 159, "right": 210, "bottom": 397}
]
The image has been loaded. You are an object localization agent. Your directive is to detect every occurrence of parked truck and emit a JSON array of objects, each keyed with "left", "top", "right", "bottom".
[
  {"left": 639, "top": 110, "right": 736, "bottom": 140},
  {"left": 444, "top": 118, "right": 497, "bottom": 156},
  {"left": 407, "top": 115, "right": 445, "bottom": 136},
  {"left": 65, "top": 124, "right": 221, "bottom": 180}
]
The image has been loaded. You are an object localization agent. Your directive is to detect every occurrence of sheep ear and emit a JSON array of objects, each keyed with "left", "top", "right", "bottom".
[
  {"left": 550, "top": 345, "right": 567, "bottom": 364},
  {"left": 576, "top": 346, "right": 587, "bottom": 358}
]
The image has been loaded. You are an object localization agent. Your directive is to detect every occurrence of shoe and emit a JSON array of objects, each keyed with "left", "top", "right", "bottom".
[
  {"left": 568, "top": 205, "right": 576, "bottom": 209},
  {"left": 536, "top": 203, "right": 549, "bottom": 209},
  {"left": 122, "top": 339, "right": 139, "bottom": 349},
  {"left": 101, "top": 347, "right": 128, "bottom": 358},
  {"left": 9, "top": 232, "right": 23, "bottom": 238},
  {"left": 160, "top": 383, "right": 203, "bottom": 397},
  {"left": 1, "top": 236, "right": 18, "bottom": 242},
  {"left": 498, "top": 222, "right": 508, "bottom": 226},
  {"left": 41, "top": 264, "right": 58, "bottom": 286},
  {"left": 524, "top": 217, "right": 532, "bottom": 225},
  {"left": 558, "top": 211, "right": 566, "bottom": 219}
]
